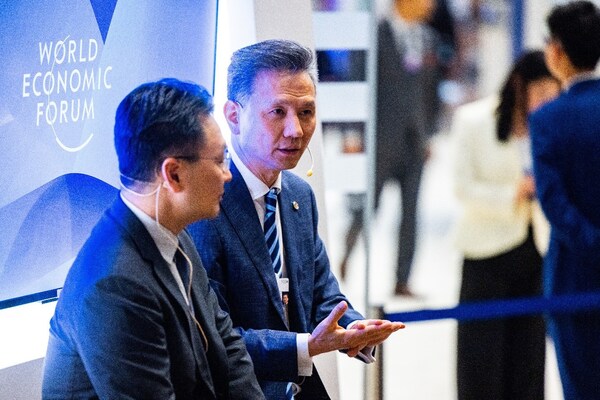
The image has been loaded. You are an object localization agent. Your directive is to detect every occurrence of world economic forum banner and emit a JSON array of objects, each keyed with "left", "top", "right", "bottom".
[{"left": 0, "top": 0, "right": 218, "bottom": 308}]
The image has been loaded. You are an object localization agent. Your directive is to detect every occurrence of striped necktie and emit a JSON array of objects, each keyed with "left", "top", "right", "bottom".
[
  {"left": 264, "top": 188, "right": 282, "bottom": 275},
  {"left": 265, "top": 188, "right": 295, "bottom": 399}
]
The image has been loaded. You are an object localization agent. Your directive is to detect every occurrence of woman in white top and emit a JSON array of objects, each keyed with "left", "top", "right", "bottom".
[{"left": 451, "top": 50, "right": 560, "bottom": 400}]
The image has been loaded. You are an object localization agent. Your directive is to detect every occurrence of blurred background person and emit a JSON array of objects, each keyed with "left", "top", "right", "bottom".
[
  {"left": 529, "top": 2, "right": 600, "bottom": 398},
  {"left": 340, "top": 0, "right": 443, "bottom": 297},
  {"left": 451, "top": 50, "right": 560, "bottom": 400},
  {"left": 425, "top": 0, "right": 458, "bottom": 132}
]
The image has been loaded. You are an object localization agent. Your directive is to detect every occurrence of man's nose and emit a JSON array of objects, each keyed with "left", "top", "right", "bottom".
[
  {"left": 223, "top": 168, "right": 232, "bottom": 182},
  {"left": 283, "top": 114, "right": 303, "bottom": 138}
]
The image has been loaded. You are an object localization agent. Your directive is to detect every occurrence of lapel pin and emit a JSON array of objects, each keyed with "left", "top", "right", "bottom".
[{"left": 292, "top": 201, "right": 299, "bottom": 211}]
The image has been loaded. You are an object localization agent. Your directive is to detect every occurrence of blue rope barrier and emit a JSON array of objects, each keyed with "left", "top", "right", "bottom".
[{"left": 385, "top": 292, "right": 600, "bottom": 323}]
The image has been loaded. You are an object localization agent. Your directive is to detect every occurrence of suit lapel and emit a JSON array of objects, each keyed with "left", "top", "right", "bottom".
[
  {"left": 279, "top": 174, "right": 311, "bottom": 331},
  {"left": 178, "top": 233, "right": 222, "bottom": 395},
  {"left": 110, "top": 198, "right": 214, "bottom": 391},
  {"left": 111, "top": 199, "right": 190, "bottom": 314},
  {"left": 382, "top": 19, "right": 403, "bottom": 60},
  {"left": 221, "top": 164, "right": 288, "bottom": 326},
  {"left": 113, "top": 197, "right": 187, "bottom": 318}
]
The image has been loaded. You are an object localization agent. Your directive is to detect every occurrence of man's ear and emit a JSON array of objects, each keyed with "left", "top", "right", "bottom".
[
  {"left": 160, "top": 157, "right": 183, "bottom": 192},
  {"left": 223, "top": 100, "right": 241, "bottom": 136}
]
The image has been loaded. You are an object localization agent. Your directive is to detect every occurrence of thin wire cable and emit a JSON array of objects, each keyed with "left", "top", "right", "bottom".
[
  {"left": 174, "top": 246, "right": 209, "bottom": 352},
  {"left": 121, "top": 176, "right": 209, "bottom": 352}
]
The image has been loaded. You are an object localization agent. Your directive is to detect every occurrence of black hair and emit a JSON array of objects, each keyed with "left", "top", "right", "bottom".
[
  {"left": 114, "top": 78, "right": 213, "bottom": 182},
  {"left": 547, "top": 0, "right": 600, "bottom": 70},
  {"left": 495, "top": 50, "right": 554, "bottom": 142}
]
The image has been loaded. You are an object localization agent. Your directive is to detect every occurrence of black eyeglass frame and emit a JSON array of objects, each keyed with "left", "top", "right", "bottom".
[{"left": 174, "top": 148, "right": 231, "bottom": 172}]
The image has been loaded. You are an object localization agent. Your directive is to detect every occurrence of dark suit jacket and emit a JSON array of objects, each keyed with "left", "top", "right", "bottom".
[
  {"left": 530, "top": 78, "right": 600, "bottom": 400},
  {"left": 42, "top": 197, "right": 263, "bottom": 400},
  {"left": 376, "top": 18, "right": 437, "bottom": 174},
  {"left": 530, "top": 79, "right": 600, "bottom": 295},
  {"left": 188, "top": 164, "right": 363, "bottom": 399}
]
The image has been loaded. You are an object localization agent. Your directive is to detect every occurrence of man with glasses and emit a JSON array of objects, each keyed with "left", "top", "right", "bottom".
[
  {"left": 529, "top": 2, "right": 600, "bottom": 399},
  {"left": 188, "top": 40, "right": 404, "bottom": 399},
  {"left": 42, "top": 78, "right": 264, "bottom": 399}
]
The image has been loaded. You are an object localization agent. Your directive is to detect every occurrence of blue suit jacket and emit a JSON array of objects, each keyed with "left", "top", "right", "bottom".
[
  {"left": 42, "top": 197, "right": 263, "bottom": 400},
  {"left": 188, "top": 163, "right": 363, "bottom": 399},
  {"left": 529, "top": 79, "right": 600, "bottom": 295},
  {"left": 529, "top": 78, "right": 600, "bottom": 400}
]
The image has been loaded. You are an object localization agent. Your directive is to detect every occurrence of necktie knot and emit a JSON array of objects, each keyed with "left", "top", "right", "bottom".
[{"left": 265, "top": 187, "right": 279, "bottom": 211}]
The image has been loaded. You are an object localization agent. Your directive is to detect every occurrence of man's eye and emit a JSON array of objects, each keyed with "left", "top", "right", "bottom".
[{"left": 271, "top": 109, "right": 285, "bottom": 115}]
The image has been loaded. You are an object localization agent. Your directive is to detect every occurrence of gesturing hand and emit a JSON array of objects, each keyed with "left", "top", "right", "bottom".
[
  {"left": 308, "top": 301, "right": 405, "bottom": 357},
  {"left": 344, "top": 319, "right": 405, "bottom": 358}
]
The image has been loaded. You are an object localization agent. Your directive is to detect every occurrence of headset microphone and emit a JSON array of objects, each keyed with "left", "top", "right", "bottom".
[{"left": 306, "top": 146, "right": 314, "bottom": 177}]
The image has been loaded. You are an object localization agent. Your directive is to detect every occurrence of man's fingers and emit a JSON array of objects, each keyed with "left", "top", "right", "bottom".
[
  {"left": 351, "top": 319, "right": 406, "bottom": 330},
  {"left": 357, "top": 319, "right": 384, "bottom": 327},
  {"left": 343, "top": 320, "right": 406, "bottom": 348},
  {"left": 393, "top": 322, "right": 406, "bottom": 330},
  {"left": 345, "top": 346, "right": 361, "bottom": 358},
  {"left": 323, "top": 301, "right": 348, "bottom": 327}
]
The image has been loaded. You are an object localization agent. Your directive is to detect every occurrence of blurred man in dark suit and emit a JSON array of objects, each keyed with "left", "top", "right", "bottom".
[{"left": 529, "top": 2, "right": 600, "bottom": 399}]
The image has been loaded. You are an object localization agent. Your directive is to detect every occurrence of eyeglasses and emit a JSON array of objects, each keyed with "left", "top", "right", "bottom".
[{"left": 175, "top": 148, "right": 231, "bottom": 172}]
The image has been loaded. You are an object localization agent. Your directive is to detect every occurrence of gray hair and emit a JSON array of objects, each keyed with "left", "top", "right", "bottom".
[{"left": 227, "top": 39, "right": 318, "bottom": 104}]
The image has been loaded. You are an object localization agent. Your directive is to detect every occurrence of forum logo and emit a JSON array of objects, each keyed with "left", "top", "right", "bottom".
[{"left": 22, "top": 35, "right": 112, "bottom": 152}]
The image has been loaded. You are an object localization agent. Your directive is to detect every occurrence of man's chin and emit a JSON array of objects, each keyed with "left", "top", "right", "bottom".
[
  {"left": 207, "top": 206, "right": 221, "bottom": 219},
  {"left": 196, "top": 206, "right": 221, "bottom": 221},
  {"left": 279, "top": 157, "right": 302, "bottom": 171}
]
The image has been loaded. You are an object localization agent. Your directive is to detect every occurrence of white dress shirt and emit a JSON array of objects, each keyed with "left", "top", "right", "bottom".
[
  {"left": 230, "top": 148, "right": 313, "bottom": 376},
  {"left": 121, "top": 193, "right": 190, "bottom": 304}
]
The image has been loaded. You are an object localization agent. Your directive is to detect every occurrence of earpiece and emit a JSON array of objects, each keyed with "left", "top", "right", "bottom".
[{"left": 306, "top": 147, "right": 314, "bottom": 177}]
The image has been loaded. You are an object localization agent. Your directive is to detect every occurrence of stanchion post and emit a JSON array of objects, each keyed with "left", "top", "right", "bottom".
[{"left": 365, "top": 305, "right": 385, "bottom": 400}]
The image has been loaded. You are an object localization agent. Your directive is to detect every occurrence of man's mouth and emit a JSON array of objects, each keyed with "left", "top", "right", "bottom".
[{"left": 278, "top": 148, "right": 301, "bottom": 154}]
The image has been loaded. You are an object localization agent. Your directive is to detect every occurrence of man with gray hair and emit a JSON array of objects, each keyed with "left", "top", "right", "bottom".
[{"left": 188, "top": 40, "right": 404, "bottom": 399}]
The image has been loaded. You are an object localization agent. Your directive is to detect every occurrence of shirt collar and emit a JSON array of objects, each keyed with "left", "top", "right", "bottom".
[
  {"left": 565, "top": 71, "right": 599, "bottom": 91},
  {"left": 230, "top": 145, "right": 282, "bottom": 199},
  {"left": 120, "top": 193, "right": 179, "bottom": 263}
]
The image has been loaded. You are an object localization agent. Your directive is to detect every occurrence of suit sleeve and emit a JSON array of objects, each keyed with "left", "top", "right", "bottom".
[
  {"left": 75, "top": 273, "right": 177, "bottom": 400},
  {"left": 194, "top": 257, "right": 265, "bottom": 399},
  {"left": 188, "top": 219, "right": 300, "bottom": 382},
  {"left": 530, "top": 109, "right": 600, "bottom": 251}
]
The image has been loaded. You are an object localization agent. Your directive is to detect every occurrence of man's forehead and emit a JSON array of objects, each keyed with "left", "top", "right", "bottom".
[
  {"left": 250, "top": 72, "right": 315, "bottom": 104},
  {"left": 253, "top": 69, "right": 314, "bottom": 88},
  {"left": 262, "top": 94, "right": 316, "bottom": 106}
]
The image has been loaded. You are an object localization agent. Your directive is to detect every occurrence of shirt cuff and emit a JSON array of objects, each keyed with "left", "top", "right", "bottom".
[
  {"left": 345, "top": 321, "right": 376, "bottom": 364},
  {"left": 357, "top": 346, "right": 376, "bottom": 364},
  {"left": 346, "top": 320, "right": 359, "bottom": 329},
  {"left": 296, "top": 333, "right": 313, "bottom": 376}
]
